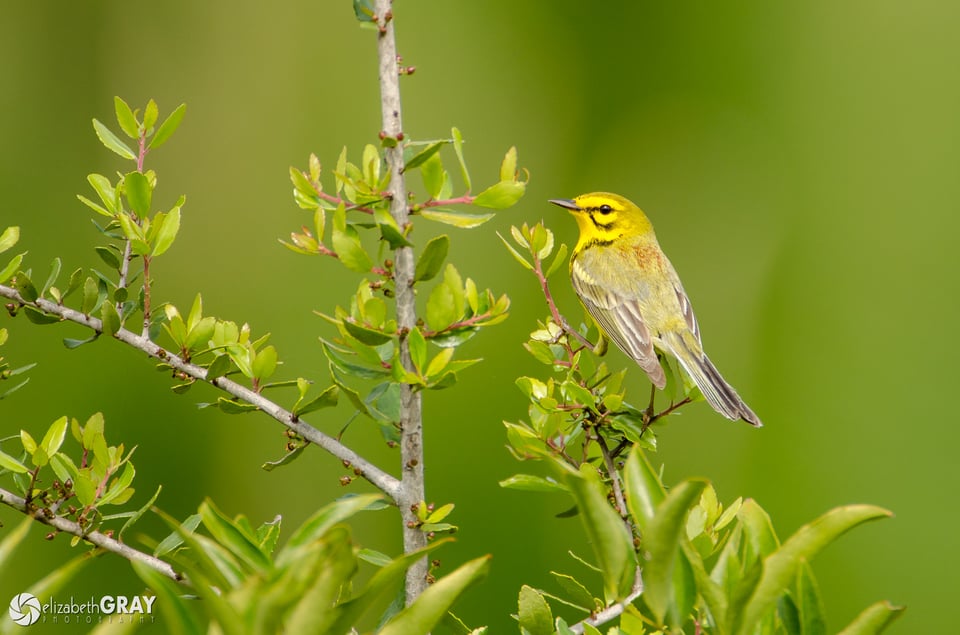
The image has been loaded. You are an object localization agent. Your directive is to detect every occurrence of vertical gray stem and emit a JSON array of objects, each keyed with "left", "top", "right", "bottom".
[{"left": 374, "top": 0, "right": 428, "bottom": 604}]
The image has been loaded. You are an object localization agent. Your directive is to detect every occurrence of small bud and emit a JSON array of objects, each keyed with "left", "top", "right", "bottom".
[
  {"left": 45, "top": 532, "right": 56, "bottom": 541},
  {"left": 339, "top": 476, "right": 353, "bottom": 486},
  {"left": 378, "top": 130, "right": 387, "bottom": 140},
  {"left": 406, "top": 521, "right": 417, "bottom": 529},
  {"left": 396, "top": 132, "right": 405, "bottom": 141},
  {"left": 342, "top": 459, "right": 352, "bottom": 468},
  {"left": 431, "top": 559, "right": 441, "bottom": 568},
  {"left": 426, "top": 574, "right": 436, "bottom": 584}
]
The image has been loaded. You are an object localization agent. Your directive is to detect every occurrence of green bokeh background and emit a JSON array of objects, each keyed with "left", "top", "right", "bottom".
[{"left": 2, "top": 1, "right": 956, "bottom": 632}]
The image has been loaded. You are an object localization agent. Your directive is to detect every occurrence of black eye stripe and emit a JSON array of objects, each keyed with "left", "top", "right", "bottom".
[{"left": 589, "top": 213, "right": 616, "bottom": 229}]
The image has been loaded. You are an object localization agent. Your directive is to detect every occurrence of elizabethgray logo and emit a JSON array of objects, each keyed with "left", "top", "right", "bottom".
[{"left": 8, "top": 593, "right": 41, "bottom": 626}]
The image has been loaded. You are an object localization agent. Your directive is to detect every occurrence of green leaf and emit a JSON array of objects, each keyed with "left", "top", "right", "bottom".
[
  {"left": 76, "top": 194, "right": 112, "bottom": 217},
  {"left": 95, "top": 246, "right": 122, "bottom": 270},
  {"left": 426, "top": 282, "right": 457, "bottom": 332},
  {"left": 152, "top": 206, "right": 181, "bottom": 256},
  {"left": 797, "top": 560, "right": 826, "bottom": 635},
  {"left": 405, "top": 140, "right": 448, "bottom": 171},
  {"left": 114, "top": 96, "right": 139, "bottom": 138},
  {"left": 419, "top": 209, "right": 494, "bottom": 228},
  {"left": 564, "top": 464, "right": 636, "bottom": 601},
  {"left": 551, "top": 572, "right": 596, "bottom": 611},
  {"left": 425, "top": 347, "right": 454, "bottom": 378},
  {"left": 378, "top": 556, "right": 491, "bottom": 635},
  {"left": 497, "top": 232, "right": 533, "bottom": 270},
  {"left": 352, "top": 0, "right": 375, "bottom": 22},
  {"left": 420, "top": 153, "right": 447, "bottom": 199},
  {"left": 261, "top": 444, "right": 306, "bottom": 471},
  {"left": 93, "top": 118, "right": 136, "bottom": 160},
  {"left": 375, "top": 207, "right": 413, "bottom": 249},
  {"left": 14, "top": 271, "right": 38, "bottom": 302},
  {"left": 132, "top": 560, "right": 206, "bottom": 634},
  {"left": 283, "top": 494, "right": 385, "bottom": 554},
  {"left": 120, "top": 483, "right": 162, "bottom": 539},
  {"left": 154, "top": 513, "right": 202, "bottom": 558},
  {"left": 415, "top": 235, "right": 450, "bottom": 282},
  {"left": 293, "top": 384, "right": 340, "bottom": 417},
  {"left": 500, "top": 146, "right": 518, "bottom": 182},
  {"left": 149, "top": 103, "right": 186, "bottom": 149},
  {"left": 331, "top": 204, "right": 374, "bottom": 272},
  {"left": 40, "top": 415, "right": 68, "bottom": 458},
  {"left": 518, "top": 585, "right": 554, "bottom": 635},
  {"left": 734, "top": 505, "right": 893, "bottom": 635},
  {"left": 251, "top": 345, "right": 278, "bottom": 382},
  {"left": 408, "top": 326, "right": 426, "bottom": 373},
  {"left": 0, "top": 253, "right": 24, "bottom": 284},
  {"left": 546, "top": 243, "right": 569, "bottom": 277},
  {"left": 835, "top": 601, "right": 905, "bottom": 635},
  {"left": 143, "top": 99, "right": 159, "bottom": 130},
  {"left": 451, "top": 127, "right": 471, "bottom": 190},
  {"left": 199, "top": 498, "right": 271, "bottom": 572},
  {"left": 0, "top": 448, "right": 29, "bottom": 473},
  {"left": 623, "top": 447, "right": 666, "bottom": 534},
  {"left": 473, "top": 180, "right": 525, "bottom": 209},
  {"left": 87, "top": 173, "right": 119, "bottom": 213},
  {"left": 124, "top": 171, "right": 152, "bottom": 216},
  {"left": 0, "top": 517, "right": 33, "bottom": 571},
  {"left": 99, "top": 461, "right": 135, "bottom": 505},
  {"left": 642, "top": 479, "right": 707, "bottom": 623},
  {"left": 326, "top": 539, "right": 451, "bottom": 634},
  {"left": 101, "top": 300, "right": 121, "bottom": 336},
  {"left": 499, "top": 473, "right": 568, "bottom": 493},
  {"left": 0, "top": 226, "right": 19, "bottom": 254},
  {"left": 81, "top": 276, "right": 98, "bottom": 314},
  {"left": 216, "top": 397, "right": 258, "bottom": 414},
  {"left": 24, "top": 307, "right": 60, "bottom": 325}
]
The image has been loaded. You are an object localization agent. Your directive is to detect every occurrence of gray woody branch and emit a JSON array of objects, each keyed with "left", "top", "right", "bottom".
[
  {"left": 0, "top": 284, "right": 401, "bottom": 502},
  {"left": 374, "top": 0, "right": 429, "bottom": 604},
  {"left": 0, "top": 486, "right": 179, "bottom": 581}
]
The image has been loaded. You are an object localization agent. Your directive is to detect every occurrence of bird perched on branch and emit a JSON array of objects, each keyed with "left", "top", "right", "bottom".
[{"left": 551, "top": 192, "right": 762, "bottom": 427}]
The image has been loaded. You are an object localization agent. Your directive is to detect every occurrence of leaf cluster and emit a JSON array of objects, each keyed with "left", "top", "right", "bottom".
[
  {"left": 0, "top": 413, "right": 155, "bottom": 543},
  {"left": 135, "top": 495, "right": 487, "bottom": 635}
]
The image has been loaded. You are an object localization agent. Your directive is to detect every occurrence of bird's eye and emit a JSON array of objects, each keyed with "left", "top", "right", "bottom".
[{"left": 598, "top": 204, "right": 613, "bottom": 214}]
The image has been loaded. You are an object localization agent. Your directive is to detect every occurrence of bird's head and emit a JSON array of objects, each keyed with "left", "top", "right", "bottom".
[{"left": 549, "top": 192, "right": 654, "bottom": 247}]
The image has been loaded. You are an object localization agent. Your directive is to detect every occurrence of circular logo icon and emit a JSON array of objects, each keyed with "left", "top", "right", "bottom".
[{"left": 8, "top": 593, "right": 41, "bottom": 626}]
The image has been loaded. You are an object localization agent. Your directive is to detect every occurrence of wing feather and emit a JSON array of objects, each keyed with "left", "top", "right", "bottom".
[{"left": 571, "top": 265, "right": 666, "bottom": 388}]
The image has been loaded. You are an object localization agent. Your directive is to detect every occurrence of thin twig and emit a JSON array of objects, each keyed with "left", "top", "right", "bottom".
[
  {"left": 0, "top": 486, "right": 179, "bottom": 581},
  {"left": 569, "top": 575, "right": 644, "bottom": 635},
  {"left": 595, "top": 432, "right": 628, "bottom": 521},
  {"left": 0, "top": 284, "right": 401, "bottom": 502},
  {"left": 530, "top": 252, "right": 596, "bottom": 352},
  {"left": 374, "top": 0, "right": 429, "bottom": 604}
]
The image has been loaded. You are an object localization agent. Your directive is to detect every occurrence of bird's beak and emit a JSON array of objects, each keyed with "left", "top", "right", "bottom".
[{"left": 549, "top": 198, "right": 581, "bottom": 211}]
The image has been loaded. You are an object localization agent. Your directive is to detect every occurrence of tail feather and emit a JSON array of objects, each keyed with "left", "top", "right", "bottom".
[{"left": 663, "top": 333, "right": 762, "bottom": 427}]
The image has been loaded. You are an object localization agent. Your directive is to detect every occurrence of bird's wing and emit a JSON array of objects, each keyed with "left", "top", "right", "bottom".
[
  {"left": 570, "top": 263, "right": 667, "bottom": 388},
  {"left": 673, "top": 282, "right": 702, "bottom": 345}
]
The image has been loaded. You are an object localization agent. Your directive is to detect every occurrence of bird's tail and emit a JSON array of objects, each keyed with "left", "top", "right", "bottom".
[{"left": 663, "top": 332, "right": 762, "bottom": 427}]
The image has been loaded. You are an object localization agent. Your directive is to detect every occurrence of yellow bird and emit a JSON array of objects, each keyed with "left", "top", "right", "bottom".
[{"left": 550, "top": 192, "right": 762, "bottom": 426}]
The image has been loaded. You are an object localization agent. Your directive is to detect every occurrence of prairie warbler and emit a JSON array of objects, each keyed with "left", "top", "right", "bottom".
[{"left": 550, "top": 192, "right": 762, "bottom": 426}]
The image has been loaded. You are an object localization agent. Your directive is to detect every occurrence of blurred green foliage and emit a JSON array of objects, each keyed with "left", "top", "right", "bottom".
[{"left": 2, "top": 0, "right": 957, "bottom": 632}]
